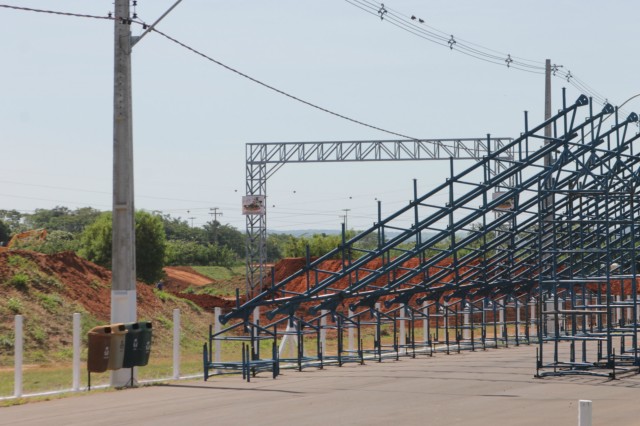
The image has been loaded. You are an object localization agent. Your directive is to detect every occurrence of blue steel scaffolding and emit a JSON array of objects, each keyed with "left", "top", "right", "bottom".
[{"left": 205, "top": 90, "right": 640, "bottom": 381}]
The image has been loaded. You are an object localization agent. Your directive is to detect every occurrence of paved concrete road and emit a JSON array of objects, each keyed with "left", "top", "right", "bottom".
[{"left": 2, "top": 345, "right": 640, "bottom": 425}]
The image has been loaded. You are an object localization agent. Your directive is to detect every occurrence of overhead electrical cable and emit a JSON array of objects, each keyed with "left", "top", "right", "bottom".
[
  {"left": 344, "top": 0, "right": 623, "bottom": 108},
  {"left": 0, "top": 3, "right": 422, "bottom": 141}
]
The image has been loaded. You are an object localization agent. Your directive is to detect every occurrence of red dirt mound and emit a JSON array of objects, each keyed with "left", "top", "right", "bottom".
[
  {"left": 0, "top": 250, "right": 162, "bottom": 321},
  {"left": 163, "top": 266, "right": 214, "bottom": 292},
  {"left": 175, "top": 293, "right": 241, "bottom": 311}
]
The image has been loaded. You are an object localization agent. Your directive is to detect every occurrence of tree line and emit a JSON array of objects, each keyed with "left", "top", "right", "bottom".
[
  {"left": 0, "top": 207, "right": 498, "bottom": 286},
  {"left": 0, "top": 207, "right": 378, "bottom": 285}
]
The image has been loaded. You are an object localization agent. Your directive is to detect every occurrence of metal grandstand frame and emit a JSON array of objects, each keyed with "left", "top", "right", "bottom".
[{"left": 208, "top": 90, "right": 640, "bottom": 382}]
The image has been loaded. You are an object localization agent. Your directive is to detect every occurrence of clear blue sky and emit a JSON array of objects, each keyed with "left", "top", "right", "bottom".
[{"left": 1, "top": 0, "right": 638, "bottom": 232}]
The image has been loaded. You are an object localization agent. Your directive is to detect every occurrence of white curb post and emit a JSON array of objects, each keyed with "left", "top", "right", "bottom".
[
  {"left": 399, "top": 305, "right": 406, "bottom": 355},
  {"left": 72, "top": 313, "right": 81, "bottom": 391},
  {"left": 463, "top": 305, "right": 471, "bottom": 340},
  {"left": 278, "top": 320, "right": 297, "bottom": 359},
  {"left": 14, "top": 315, "right": 23, "bottom": 398},
  {"left": 423, "top": 302, "right": 429, "bottom": 344},
  {"left": 173, "top": 309, "right": 180, "bottom": 380},
  {"left": 499, "top": 299, "right": 505, "bottom": 337},
  {"left": 545, "top": 297, "right": 556, "bottom": 337},
  {"left": 290, "top": 321, "right": 297, "bottom": 359},
  {"left": 214, "top": 307, "right": 222, "bottom": 372},
  {"left": 347, "top": 312, "right": 354, "bottom": 353},
  {"left": 320, "top": 310, "right": 327, "bottom": 356},
  {"left": 530, "top": 299, "right": 536, "bottom": 334},
  {"left": 515, "top": 302, "right": 521, "bottom": 336},
  {"left": 579, "top": 400, "right": 592, "bottom": 426},
  {"left": 375, "top": 303, "right": 381, "bottom": 348}
]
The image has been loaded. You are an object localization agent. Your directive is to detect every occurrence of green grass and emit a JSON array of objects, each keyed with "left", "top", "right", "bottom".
[
  {"left": 7, "top": 298, "right": 24, "bottom": 314},
  {"left": 36, "top": 292, "right": 63, "bottom": 314},
  {"left": 182, "top": 266, "right": 245, "bottom": 298},
  {"left": 191, "top": 265, "right": 244, "bottom": 282},
  {"left": 9, "top": 273, "right": 29, "bottom": 291}
]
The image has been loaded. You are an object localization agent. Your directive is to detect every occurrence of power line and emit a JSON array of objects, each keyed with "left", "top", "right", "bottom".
[
  {"left": 0, "top": 4, "right": 113, "bottom": 20},
  {"left": 2, "top": 2, "right": 629, "bottom": 147},
  {"left": 149, "top": 27, "right": 420, "bottom": 141},
  {"left": 343, "top": 0, "right": 618, "bottom": 108},
  {"left": 0, "top": 2, "right": 423, "bottom": 141}
]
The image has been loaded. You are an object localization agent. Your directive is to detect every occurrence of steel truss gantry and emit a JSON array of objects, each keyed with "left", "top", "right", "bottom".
[
  {"left": 245, "top": 138, "right": 514, "bottom": 296},
  {"left": 209, "top": 90, "right": 640, "bottom": 381}
]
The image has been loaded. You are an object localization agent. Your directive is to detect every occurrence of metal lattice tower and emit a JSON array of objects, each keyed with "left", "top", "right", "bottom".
[{"left": 245, "top": 138, "right": 514, "bottom": 296}]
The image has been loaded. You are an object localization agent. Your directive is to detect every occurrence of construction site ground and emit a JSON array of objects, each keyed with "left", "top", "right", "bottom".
[{"left": 4, "top": 343, "right": 640, "bottom": 426}]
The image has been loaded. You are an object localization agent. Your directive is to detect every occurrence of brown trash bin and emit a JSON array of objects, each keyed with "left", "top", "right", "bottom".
[{"left": 87, "top": 325, "right": 113, "bottom": 373}]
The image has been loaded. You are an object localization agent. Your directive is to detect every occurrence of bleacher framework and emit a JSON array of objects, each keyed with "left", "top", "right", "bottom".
[{"left": 207, "top": 90, "right": 640, "bottom": 381}]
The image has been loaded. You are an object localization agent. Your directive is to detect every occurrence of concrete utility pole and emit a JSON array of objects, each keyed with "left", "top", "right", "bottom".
[
  {"left": 111, "top": 0, "right": 136, "bottom": 387},
  {"left": 544, "top": 59, "right": 552, "bottom": 141},
  {"left": 209, "top": 207, "right": 223, "bottom": 222},
  {"left": 209, "top": 208, "right": 223, "bottom": 245},
  {"left": 341, "top": 208, "right": 351, "bottom": 231}
]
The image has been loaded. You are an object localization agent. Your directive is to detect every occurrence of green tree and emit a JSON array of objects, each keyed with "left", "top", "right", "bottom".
[
  {"left": 0, "top": 220, "right": 10, "bottom": 246},
  {"left": 203, "top": 221, "right": 245, "bottom": 257},
  {"left": 266, "top": 233, "right": 290, "bottom": 262},
  {"left": 164, "top": 240, "right": 237, "bottom": 266},
  {"left": 15, "top": 230, "right": 79, "bottom": 254},
  {"left": 79, "top": 211, "right": 166, "bottom": 283},
  {"left": 165, "top": 240, "right": 209, "bottom": 265},
  {"left": 160, "top": 214, "right": 204, "bottom": 242},
  {"left": 25, "top": 206, "right": 101, "bottom": 233},
  {"left": 135, "top": 211, "right": 166, "bottom": 283},
  {"left": 0, "top": 209, "right": 24, "bottom": 233},
  {"left": 79, "top": 213, "right": 112, "bottom": 267}
]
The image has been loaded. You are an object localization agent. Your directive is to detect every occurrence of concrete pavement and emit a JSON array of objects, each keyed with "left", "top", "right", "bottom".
[{"left": 2, "top": 344, "right": 640, "bottom": 425}]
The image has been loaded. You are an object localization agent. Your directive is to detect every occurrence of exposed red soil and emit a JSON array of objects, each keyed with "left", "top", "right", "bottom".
[
  {"left": 163, "top": 266, "right": 214, "bottom": 292},
  {"left": 174, "top": 293, "right": 240, "bottom": 311},
  {"left": 264, "top": 257, "right": 476, "bottom": 303},
  {"left": 0, "top": 250, "right": 162, "bottom": 321}
]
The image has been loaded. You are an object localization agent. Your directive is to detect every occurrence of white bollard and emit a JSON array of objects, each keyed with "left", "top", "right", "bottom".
[
  {"left": 320, "top": 310, "right": 327, "bottom": 356},
  {"left": 463, "top": 307, "right": 470, "bottom": 340},
  {"left": 530, "top": 301, "right": 536, "bottom": 321},
  {"left": 545, "top": 299, "right": 556, "bottom": 337},
  {"left": 530, "top": 300, "right": 537, "bottom": 335},
  {"left": 214, "top": 307, "right": 222, "bottom": 371},
  {"left": 14, "top": 315, "right": 23, "bottom": 398},
  {"left": 499, "top": 300, "right": 505, "bottom": 337},
  {"left": 278, "top": 320, "right": 297, "bottom": 359},
  {"left": 375, "top": 303, "right": 381, "bottom": 347},
  {"left": 72, "top": 313, "right": 81, "bottom": 391},
  {"left": 252, "top": 306, "right": 260, "bottom": 352},
  {"left": 616, "top": 295, "right": 622, "bottom": 325},
  {"left": 579, "top": 400, "right": 592, "bottom": 426},
  {"left": 173, "top": 309, "right": 181, "bottom": 380},
  {"left": 347, "top": 312, "right": 354, "bottom": 353},
  {"left": 423, "top": 302, "right": 429, "bottom": 344},
  {"left": 290, "top": 321, "right": 297, "bottom": 359},
  {"left": 399, "top": 305, "right": 406, "bottom": 354},
  {"left": 253, "top": 307, "right": 260, "bottom": 328}
]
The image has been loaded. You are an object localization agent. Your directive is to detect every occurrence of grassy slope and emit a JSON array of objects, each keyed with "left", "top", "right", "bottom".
[
  {"left": 0, "top": 253, "right": 214, "bottom": 377},
  {"left": 185, "top": 265, "right": 245, "bottom": 297}
]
